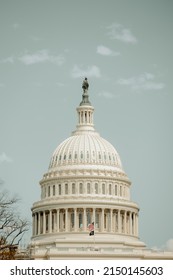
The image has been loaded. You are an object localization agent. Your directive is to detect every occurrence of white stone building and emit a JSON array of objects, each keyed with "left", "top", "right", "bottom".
[{"left": 30, "top": 80, "right": 173, "bottom": 259}]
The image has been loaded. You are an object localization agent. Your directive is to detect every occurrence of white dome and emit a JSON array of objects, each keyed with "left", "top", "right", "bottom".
[{"left": 49, "top": 131, "right": 122, "bottom": 170}]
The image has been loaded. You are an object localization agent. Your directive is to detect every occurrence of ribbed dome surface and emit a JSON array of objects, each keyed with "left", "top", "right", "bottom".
[{"left": 49, "top": 132, "right": 122, "bottom": 170}]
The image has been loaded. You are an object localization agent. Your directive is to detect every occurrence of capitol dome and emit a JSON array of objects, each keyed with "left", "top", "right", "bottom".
[
  {"left": 49, "top": 133, "right": 123, "bottom": 171},
  {"left": 31, "top": 79, "right": 146, "bottom": 260}
]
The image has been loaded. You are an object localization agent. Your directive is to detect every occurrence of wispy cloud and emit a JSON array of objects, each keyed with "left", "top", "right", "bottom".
[
  {"left": 165, "top": 239, "right": 173, "bottom": 251},
  {"left": 19, "top": 50, "right": 65, "bottom": 65},
  {"left": 72, "top": 65, "right": 101, "bottom": 78},
  {"left": 116, "top": 73, "right": 165, "bottom": 91},
  {"left": 107, "top": 23, "right": 137, "bottom": 44},
  {"left": 97, "top": 45, "right": 120, "bottom": 56},
  {"left": 0, "top": 56, "right": 14, "bottom": 64},
  {"left": 0, "top": 153, "right": 13, "bottom": 164},
  {"left": 98, "top": 91, "right": 115, "bottom": 99}
]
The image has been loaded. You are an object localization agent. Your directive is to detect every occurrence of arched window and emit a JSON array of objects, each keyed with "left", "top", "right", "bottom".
[
  {"left": 48, "top": 186, "right": 51, "bottom": 196},
  {"left": 59, "top": 184, "right": 61, "bottom": 195},
  {"left": 109, "top": 184, "right": 112, "bottom": 195},
  {"left": 95, "top": 183, "right": 98, "bottom": 194},
  {"left": 102, "top": 183, "right": 105, "bottom": 194},
  {"left": 79, "top": 183, "right": 83, "bottom": 194},
  {"left": 65, "top": 183, "right": 68, "bottom": 195},
  {"left": 87, "top": 183, "right": 91, "bottom": 194},
  {"left": 115, "top": 185, "right": 117, "bottom": 196},
  {"left": 120, "top": 186, "right": 122, "bottom": 196},
  {"left": 72, "top": 183, "right": 75, "bottom": 194},
  {"left": 53, "top": 185, "right": 55, "bottom": 196}
]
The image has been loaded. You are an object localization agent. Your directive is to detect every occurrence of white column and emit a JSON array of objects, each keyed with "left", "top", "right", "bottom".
[
  {"left": 43, "top": 211, "right": 46, "bottom": 234},
  {"left": 129, "top": 212, "right": 132, "bottom": 235},
  {"left": 38, "top": 212, "right": 41, "bottom": 235},
  {"left": 74, "top": 208, "right": 77, "bottom": 232},
  {"left": 118, "top": 210, "right": 121, "bottom": 233},
  {"left": 56, "top": 209, "right": 59, "bottom": 232},
  {"left": 136, "top": 213, "right": 139, "bottom": 237},
  {"left": 124, "top": 211, "right": 127, "bottom": 234},
  {"left": 83, "top": 208, "right": 87, "bottom": 231},
  {"left": 133, "top": 213, "right": 136, "bottom": 235},
  {"left": 101, "top": 208, "right": 104, "bottom": 232},
  {"left": 49, "top": 210, "right": 52, "bottom": 233},
  {"left": 32, "top": 215, "right": 34, "bottom": 236},
  {"left": 110, "top": 209, "right": 113, "bottom": 232},
  {"left": 35, "top": 213, "right": 37, "bottom": 235},
  {"left": 92, "top": 208, "right": 95, "bottom": 224},
  {"left": 65, "top": 208, "right": 68, "bottom": 232}
]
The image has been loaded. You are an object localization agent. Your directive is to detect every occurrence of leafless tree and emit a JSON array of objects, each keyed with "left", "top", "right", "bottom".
[{"left": 0, "top": 187, "right": 29, "bottom": 259}]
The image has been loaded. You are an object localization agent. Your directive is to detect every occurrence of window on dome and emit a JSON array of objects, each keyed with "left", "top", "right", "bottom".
[
  {"left": 98, "top": 153, "right": 101, "bottom": 160},
  {"left": 65, "top": 184, "right": 68, "bottom": 195},
  {"left": 64, "top": 155, "right": 66, "bottom": 160},
  {"left": 95, "top": 183, "right": 98, "bottom": 194},
  {"left": 69, "top": 154, "right": 72, "bottom": 160},
  {"left": 48, "top": 186, "right": 51, "bottom": 196},
  {"left": 102, "top": 183, "right": 105, "bottom": 194},
  {"left": 75, "top": 153, "right": 77, "bottom": 159},
  {"left": 53, "top": 185, "right": 55, "bottom": 196},
  {"left": 87, "top": 183, "right": 90, "bottom": 194},
  {"left": 79, "top": 183, "right": 83, "bottom": 194},
  {"left": 80, "top": 153, "right": 83, "bottom": 159},
  {"left": 72, "top": 183, "right": 75, "bottom": 194},
  {"left": 115, "top": 185, "right": 117, "bottom": 196},
  {"left": 120, "top": 186, "right": 122, "bottom": 196},
  {"left": 109, "top": 184, "right": 112, "bottom": 195},
  {"left": 104, "top": 153, "right": 106, "bottom": 160},
  {"left": 124, "top": 187, "right": 126, "bottom": 197},
  {"left": 59, "top": 184, "right": 61, "bottom": 195},
  {"left": 59, "top": 155, "right": 61, "bottom": 161}
]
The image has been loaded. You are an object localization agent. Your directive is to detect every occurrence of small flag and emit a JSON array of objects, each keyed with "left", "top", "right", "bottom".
[{"left": 89, "top": 222, "right": 94, "bottom": 236}]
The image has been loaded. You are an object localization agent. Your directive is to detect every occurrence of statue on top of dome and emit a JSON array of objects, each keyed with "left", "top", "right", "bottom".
[{"left": 82, "top": 77, "right": 89, "bottom": 93}]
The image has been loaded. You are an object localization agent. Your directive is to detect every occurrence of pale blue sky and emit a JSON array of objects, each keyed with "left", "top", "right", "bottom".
[{"left": 0, "top": 0, "right": 173, "bottom": 250}]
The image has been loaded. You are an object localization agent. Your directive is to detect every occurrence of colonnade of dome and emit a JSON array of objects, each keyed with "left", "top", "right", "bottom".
[{"left": 32, "top": 207, "right": 138, "bottom": 237}]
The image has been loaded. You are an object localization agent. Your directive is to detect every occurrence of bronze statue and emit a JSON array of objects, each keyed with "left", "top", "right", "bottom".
[{"left": 82, "top": 77, "right": 89, "bottom": 93}]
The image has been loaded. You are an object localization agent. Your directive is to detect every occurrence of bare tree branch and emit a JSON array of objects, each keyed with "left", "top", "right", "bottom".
[{"left": 0, "top": 187, "right": 30, "bottom": 259}]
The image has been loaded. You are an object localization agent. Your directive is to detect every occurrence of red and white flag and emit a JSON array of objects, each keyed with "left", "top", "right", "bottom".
[{"left": 88, "top": 222, "right": 94, "bottom": 236}]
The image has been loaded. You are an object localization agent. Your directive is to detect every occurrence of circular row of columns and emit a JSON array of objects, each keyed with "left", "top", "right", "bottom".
[{"left": 32, "top": 208, "right": 139, "bottom": 238}]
